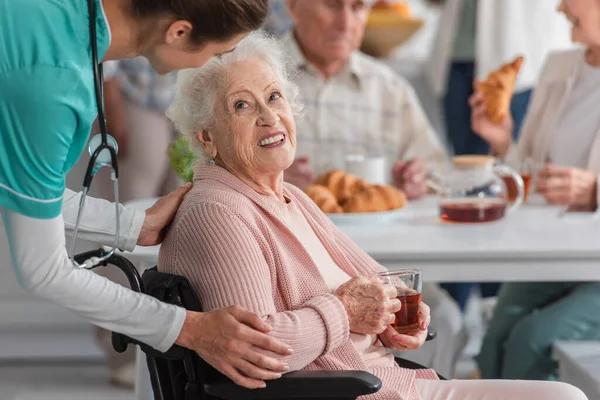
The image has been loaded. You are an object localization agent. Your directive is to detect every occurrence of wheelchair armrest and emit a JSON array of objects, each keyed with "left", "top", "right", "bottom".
[
  {"left": 111, "top": 332, "right": 187, "bottom": 360},
  {"left": 205, "top": 370, "right": 382, "bottom": 400},
  {"left": 427, "top": 328, "right": 437, "bottom": 341}
]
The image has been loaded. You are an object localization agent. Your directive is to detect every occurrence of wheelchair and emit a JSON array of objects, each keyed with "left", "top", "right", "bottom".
[{"left": 75, "top": 249, "right": 443, "bottom": 400}]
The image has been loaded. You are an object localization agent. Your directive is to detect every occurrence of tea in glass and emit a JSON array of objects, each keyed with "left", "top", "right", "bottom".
[
  {"left": 502, "top": 174, "right": 532, "bottom": 203},
  {"left": 393, "top": 289, "right": 422, "bottom": 333},
  {"left": 377, "top": 269, "right": 422, "bottom": 333},
  {"left": 440, "top": 198, "right": 506, "bottom": 223}
]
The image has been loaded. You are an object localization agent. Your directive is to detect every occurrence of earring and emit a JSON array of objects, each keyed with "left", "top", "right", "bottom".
[{"left": 209, "top": 157, "right": 216, "bottom": 166}]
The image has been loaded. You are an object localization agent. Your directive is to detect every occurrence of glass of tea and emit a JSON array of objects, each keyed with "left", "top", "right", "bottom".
[
  {"left": 501, "top": 158, "right": 538, "bottom": 203},
  {"left": 430, "top": 155, "right": 525, "bottom": 223},
  {"left": 376, "top": 269, "right": 422, "bottom": 334}
]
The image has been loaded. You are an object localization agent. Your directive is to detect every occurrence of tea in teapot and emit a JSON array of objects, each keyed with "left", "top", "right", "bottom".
[
  {"left": 440, "top": 198, "right": 506, "bottom": 223},
  {"left": 429, "top": 156, "right": 524, "bottom": 223}
]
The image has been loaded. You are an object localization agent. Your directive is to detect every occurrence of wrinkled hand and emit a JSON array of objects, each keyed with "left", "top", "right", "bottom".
[
  {"left": 378, "top": 302, "right": 431, "bottom": 351},
  {"left": 284, "top": 156, "right": 317, "bottom": 190},
  {"left": 176, "top": 307, "right": 293, "bottom": 389},
  {"left": 334, "top": 276, "right": 401, "bottom": 335},
  {"left": 536, "top": 164, "right": 598, "bottom": 207},
  {"left": 136, "top": 183, "right": 192, "bottom": 246},
  {"left": 392, "top": 158, "right": 428, "bottom": 200},
  {"left": 469, "top": 83, "right": 513, "bottom": 157}
]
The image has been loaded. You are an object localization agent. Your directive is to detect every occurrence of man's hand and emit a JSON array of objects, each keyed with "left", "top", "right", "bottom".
[
  {"left": 392, "top": 158, "right": 428, "bottom": 200},
  {"left": 284, "top": 156, "right": 317, "bottom": 190},
  {"left": 378, "top": 302, "right": 430, "bottom": 351},
  {"left": 536, "top": 164, "right": 598, "bottom": 208},
  {"left": 176, "top": 307, "right": 293, "bottom": 389},
  {"left": 137, "top": 183, "right": 192, "bottom": 246}
]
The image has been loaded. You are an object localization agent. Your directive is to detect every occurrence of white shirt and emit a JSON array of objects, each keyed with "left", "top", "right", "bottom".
[
  {"left": 549, "top": 60, "right": 600, "bottom": 168},
  {"left": 0, "top": 191, "right": 185, "bottom": 353},
  {"left": 283, "top": 33, "right": 448, "bottom": 181}
]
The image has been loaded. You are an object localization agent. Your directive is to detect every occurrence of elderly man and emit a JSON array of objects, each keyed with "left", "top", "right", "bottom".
[
  {"left": 281, "top": 0, "right": 466, "bottom": 378},
  {"left": 282, "top": 0, "right": 447, "bottom": 200}
]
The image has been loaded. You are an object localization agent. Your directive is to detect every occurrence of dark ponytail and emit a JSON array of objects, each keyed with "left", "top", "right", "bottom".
[{"left": 130, "top": 0, "right": 269, "bottom": 45}]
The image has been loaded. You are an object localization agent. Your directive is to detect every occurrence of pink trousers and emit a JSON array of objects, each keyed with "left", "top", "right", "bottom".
[{"left": 416, "top": 378, "right": 587, "bottom": 400}]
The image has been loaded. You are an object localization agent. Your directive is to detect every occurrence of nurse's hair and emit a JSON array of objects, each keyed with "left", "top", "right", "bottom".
[
  {"left": 167, "top": 31, "right": 301, "bottom": 164},
  {"left": 129, "top": 0, "right": 269, "bottom": 46}
]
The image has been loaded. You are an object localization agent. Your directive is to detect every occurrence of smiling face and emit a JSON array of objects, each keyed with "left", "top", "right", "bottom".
[
  {"left": 201, "top": 57, "right": 296, "bottom": 181},
  {"left": 558, "top": 0, "right": 600, "bottom": 46}
]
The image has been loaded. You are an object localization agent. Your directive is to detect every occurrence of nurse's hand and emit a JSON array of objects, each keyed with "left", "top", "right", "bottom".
[
  {"left": 177, "top": 307, "right": 293, "bottom": 389},
  {"left": 137, "top": 183, "right": 192, "bottom": 246}
]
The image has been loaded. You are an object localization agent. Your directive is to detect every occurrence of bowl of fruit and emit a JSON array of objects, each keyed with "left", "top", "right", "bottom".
[{"left": 361, "top": 0, "right": 425, "bottom": 58}]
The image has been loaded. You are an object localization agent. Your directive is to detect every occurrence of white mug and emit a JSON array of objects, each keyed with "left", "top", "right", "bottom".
[{"left": 345, "top": 155, "right": 386, "bottom": 185}]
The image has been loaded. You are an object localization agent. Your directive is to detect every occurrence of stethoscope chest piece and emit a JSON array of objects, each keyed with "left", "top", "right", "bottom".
[{"left": 88, "top": 132, "right": 118, "bottom": 168}]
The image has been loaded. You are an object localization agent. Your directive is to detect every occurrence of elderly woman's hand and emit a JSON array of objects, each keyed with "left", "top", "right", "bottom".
[
  {"left": 378, "top": 302, "right": 431, "bottom": 351},
  {"left": 469, "top": 84, "right": 513, "bottom": 157},
  {"left": 392, "top": 158, "right": 428, "bottom": 200},
  {"left": 334, "top": 276, "right": 401, "bottom": 335},
  {"left": 536, "top": 164, "right": 598, "bottom": 208}
]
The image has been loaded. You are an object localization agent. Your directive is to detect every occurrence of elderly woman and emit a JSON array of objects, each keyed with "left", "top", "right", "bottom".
[
  {"left": 471, "top": 0, "right": 600, "bottom": 381},
  {"left": 159, "top": 32, "right": 586, "bottom": 400}
]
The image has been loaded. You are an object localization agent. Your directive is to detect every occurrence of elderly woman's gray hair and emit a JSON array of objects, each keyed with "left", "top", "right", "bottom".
[{"left": 167, "top": 31, "right": 300, "bottom": 164}]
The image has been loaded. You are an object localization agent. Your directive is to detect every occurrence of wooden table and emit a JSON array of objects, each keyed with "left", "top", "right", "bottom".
[{"left": 123, "top": 195, "right": 600, "bottom": 283}]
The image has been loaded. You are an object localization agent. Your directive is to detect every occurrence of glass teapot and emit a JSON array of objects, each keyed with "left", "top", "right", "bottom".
[{"left": 428, "top": 156, "right": 524, "bottom": 223}]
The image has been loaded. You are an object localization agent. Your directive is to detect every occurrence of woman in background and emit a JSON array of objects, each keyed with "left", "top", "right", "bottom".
[{"left": 472, "top": 0, "right": 600, "bottom": 381}]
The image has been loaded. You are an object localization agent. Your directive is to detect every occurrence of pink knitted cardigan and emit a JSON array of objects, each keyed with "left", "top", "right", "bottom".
[{"left": 158, "top": 165, "right": 438, "bottom": 400}]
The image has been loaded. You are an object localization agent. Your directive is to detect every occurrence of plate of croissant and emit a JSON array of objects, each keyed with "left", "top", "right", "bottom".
[{"left": 305, "top": 170, "right": 408, "bottom": 225}]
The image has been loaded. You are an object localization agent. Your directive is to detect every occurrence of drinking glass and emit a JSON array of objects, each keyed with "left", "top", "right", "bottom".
[
  {"left": 501, "top": 158, "right": 542, "bottom": 203},
  {"left": 376, "top": 269, "right": 422, "bottom": 333}
]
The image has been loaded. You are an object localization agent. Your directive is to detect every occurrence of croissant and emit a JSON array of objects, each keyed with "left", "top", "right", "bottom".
[
  {"left": 305, "top": 185, "right": 343, "bottom": 214},
  {"left": 477, "top": 56, "right": 524, "bottom": 124},
  {"left": 315, "top": 170, "right": 369, "bottom": 204},
  {"left": 343, "top": 185, "right": 407, "bottom": 213}
]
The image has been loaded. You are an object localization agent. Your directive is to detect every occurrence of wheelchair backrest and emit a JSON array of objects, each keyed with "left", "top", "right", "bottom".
[{"left": 142, "top": 266, "right": 218, "bottom": 400}]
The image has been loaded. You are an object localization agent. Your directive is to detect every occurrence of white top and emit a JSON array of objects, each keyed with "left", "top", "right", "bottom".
[
  {"left": 0, "top": 190, "right": 184, "bottom": 353},
  {"left": 283, "top": 33, "right": 448, "bottom": 180},
  {"left": 281, "top": 203, "right": 393, "bottom": 368},
  {"left": 549, "top": 60, "right": 600, "bottom": 168}
]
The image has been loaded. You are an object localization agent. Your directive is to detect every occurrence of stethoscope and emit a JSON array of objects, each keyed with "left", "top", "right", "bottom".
[{"left": 69, "top": 0, "right": 121, "bottom": 269}]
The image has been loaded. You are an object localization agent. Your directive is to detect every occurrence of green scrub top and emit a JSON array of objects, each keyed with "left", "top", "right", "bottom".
[{"left": 0, "top": 0, "right": 110, "bottom": 219}]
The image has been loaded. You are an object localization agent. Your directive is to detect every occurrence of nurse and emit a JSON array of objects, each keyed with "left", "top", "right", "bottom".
[{"left": 0, "top": 0, "right": 291, "bottom": 389}]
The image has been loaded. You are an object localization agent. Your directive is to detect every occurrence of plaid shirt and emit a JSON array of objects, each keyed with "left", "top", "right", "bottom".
[
  {"left": 283, "top": 33, "right": 448, "bottom": 181},
  {"left": 103, "top": 58, "right": 177, "bottom": 112},
  {"left": 264, "top": 0, "right": 292, "bottom": 37}
]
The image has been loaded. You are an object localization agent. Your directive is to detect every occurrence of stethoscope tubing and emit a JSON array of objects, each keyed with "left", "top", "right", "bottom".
[{"left": 69, "top": 0, "right": 121, "bottom": 269}]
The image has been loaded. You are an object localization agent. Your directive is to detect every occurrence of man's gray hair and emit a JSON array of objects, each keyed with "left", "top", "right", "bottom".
[{"left": 167, "top": 31, "right": 301, "bottom": 164}]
